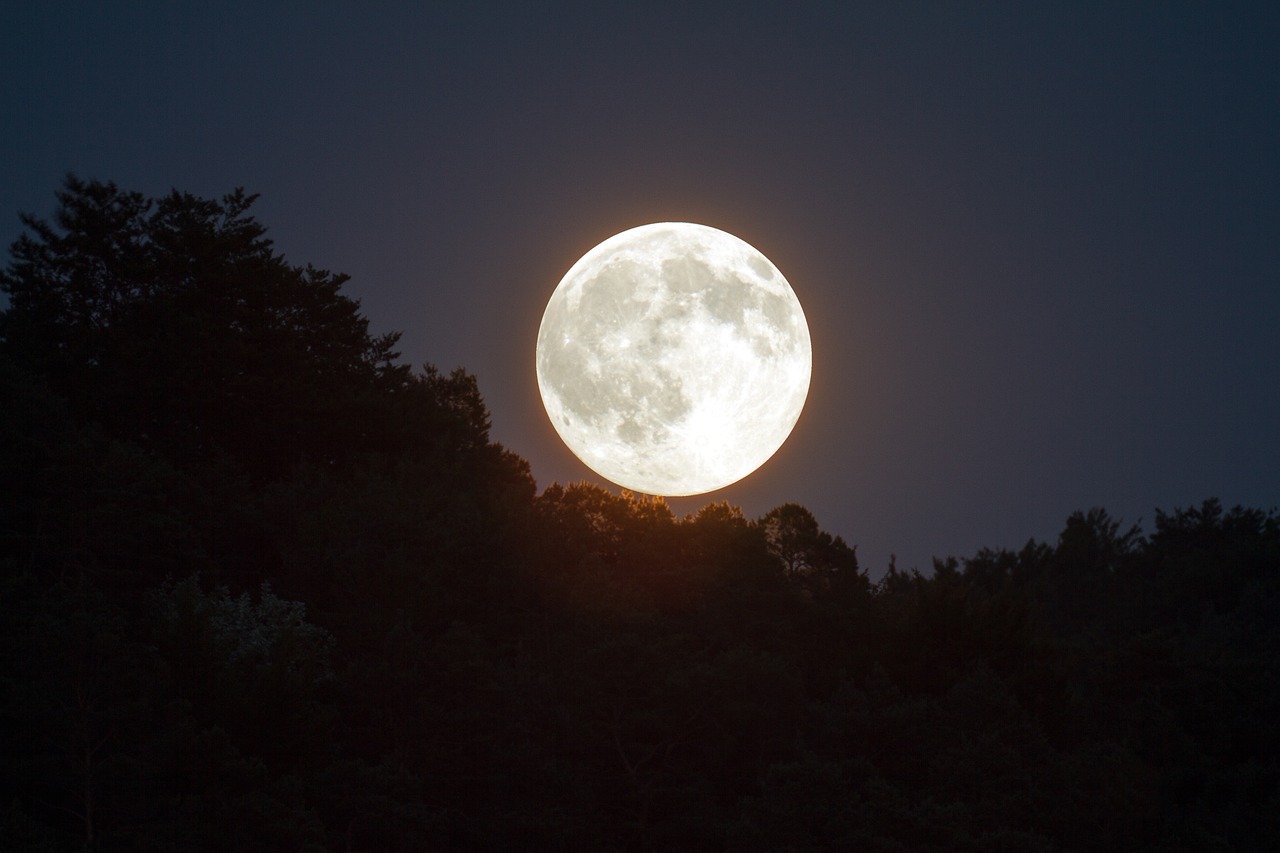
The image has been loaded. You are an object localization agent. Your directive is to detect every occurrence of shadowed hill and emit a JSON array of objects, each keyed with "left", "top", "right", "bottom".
[{"left": 2, "top": 178, "right": 1276, "bottom": 851}]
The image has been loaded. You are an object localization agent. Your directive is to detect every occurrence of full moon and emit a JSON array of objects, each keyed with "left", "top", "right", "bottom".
[{"left": 536, "top": 222, "right": 811, "bottom": 496}]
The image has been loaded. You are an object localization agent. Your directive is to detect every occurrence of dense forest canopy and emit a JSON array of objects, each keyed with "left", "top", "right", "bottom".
[{"left": 2, "top": 178, "right": 1277, "bottom": 851}]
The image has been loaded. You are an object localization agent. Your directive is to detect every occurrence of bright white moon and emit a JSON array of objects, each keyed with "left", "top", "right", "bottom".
[{"left": 536, "top": 222, "right": 811, "bottom": 496}]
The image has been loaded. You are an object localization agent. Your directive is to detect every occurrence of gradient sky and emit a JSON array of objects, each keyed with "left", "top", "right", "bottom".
[{"left": 4, "top": 2, "right": 1278, "bottom": 575}]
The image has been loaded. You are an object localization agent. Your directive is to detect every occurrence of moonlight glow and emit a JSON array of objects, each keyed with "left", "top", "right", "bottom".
[{"left": 536, "top": 222, "right": 811, "bottom": 496}]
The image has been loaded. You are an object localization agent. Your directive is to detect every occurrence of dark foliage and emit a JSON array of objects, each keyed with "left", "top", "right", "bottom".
[{"left": 2, "top": 178, "right": 1276, "bottom": 850}]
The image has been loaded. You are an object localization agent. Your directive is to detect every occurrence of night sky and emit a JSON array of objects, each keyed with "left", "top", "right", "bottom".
[{"left": 4, "top": 2, "right": 1278, "bottom": 575}]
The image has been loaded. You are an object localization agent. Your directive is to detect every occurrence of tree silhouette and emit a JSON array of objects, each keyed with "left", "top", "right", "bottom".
[
  {"left": 3, "top": 177, "right": 1277, "bottom": 850},
  {"left": 758, "top": 502, "right": 860, "bottom": 595},
  {"left": 1, "top": 175, "right": 408, "bottom": 483}
]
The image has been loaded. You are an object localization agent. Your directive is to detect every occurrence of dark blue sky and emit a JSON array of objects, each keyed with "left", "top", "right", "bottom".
[{"left": 4, "top": 2, "right": 1278, "bottom": 573}]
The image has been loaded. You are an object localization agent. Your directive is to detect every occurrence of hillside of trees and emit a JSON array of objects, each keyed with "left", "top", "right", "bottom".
[{"left": 2, "top": 178, "right": 1277, "bottom": 851}]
